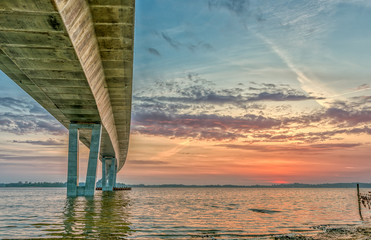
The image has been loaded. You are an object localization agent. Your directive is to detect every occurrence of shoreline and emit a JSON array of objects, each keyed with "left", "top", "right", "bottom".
[{"left": 2, "top": 182, "right": 371, "bottom": 188}]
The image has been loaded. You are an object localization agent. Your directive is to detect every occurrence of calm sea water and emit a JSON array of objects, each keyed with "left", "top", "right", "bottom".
[{"left": 0, "top": 188, "right": 367, "bottom": 239}]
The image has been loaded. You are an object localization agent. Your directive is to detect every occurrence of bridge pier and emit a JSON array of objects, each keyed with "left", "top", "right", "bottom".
[
  {"left": 102, "top": 157, "right": 117, "bottom": 192},
  {"left": 67, "top": 123, "right": 102, "bottom": 197}
]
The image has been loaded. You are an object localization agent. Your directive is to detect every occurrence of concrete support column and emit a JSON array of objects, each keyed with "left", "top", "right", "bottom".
[
  {"left": 84, "top": 124, "right": 102, "bottom": 196},
  {"left": 113, "top": 164, "right": 117, "bottom": 188},
  {"left": 102, "top": 157, "right": 116, "bottom": 192},
  {"left": 108, "top": 159, "right": 115, "bottom": 190},
  {"left": 67, "top": 125, "right": 79, "bottom": 197},
  {"left": 102, "top": 157, "right": 111, "bottom": 191},
  {"left": 102, "top": 157, "right": 107, "bottom": 190},
  {"left": 67, "top": 123, "right": 102, "bottom": 197}
]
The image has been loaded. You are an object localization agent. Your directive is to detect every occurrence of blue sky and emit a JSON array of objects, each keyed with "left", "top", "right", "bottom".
[{"left": 0, "top": 0, "right": 370, "bottom": 184}]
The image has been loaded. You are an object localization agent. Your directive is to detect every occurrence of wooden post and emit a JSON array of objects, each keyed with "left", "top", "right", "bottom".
[{"left": 357, "top": 184, "right": 363, "bottom": 220}]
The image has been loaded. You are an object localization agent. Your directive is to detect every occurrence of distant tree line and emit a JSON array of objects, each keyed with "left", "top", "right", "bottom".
[
  {"left": 1, "top": 182, "right": 371, "bottom": 188},
  {"left": 0, "top": 181, "right": 66, "bottom": 187}
]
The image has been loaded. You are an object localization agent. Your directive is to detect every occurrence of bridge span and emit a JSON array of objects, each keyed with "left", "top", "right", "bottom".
[{"left": 0, "top": 0, "right": 135, "bottom": 196}]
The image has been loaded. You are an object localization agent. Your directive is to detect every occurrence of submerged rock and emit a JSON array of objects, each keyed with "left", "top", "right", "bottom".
[{"left": 249, "top": 208, "right": 281, "bottom": 214}]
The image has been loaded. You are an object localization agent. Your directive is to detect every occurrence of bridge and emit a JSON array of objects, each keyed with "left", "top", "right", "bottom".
[{"left": 0, "top": 0, "right": 135, "bottom": 196}]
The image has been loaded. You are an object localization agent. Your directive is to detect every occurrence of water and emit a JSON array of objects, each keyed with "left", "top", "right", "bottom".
[{"left": 0, "top": 188, "right": 366, "bottom": 239}]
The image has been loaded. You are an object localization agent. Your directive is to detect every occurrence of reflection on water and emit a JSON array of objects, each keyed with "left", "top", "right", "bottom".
[
  {"left": 0, "top": 188, "right": 367, "bottom": 239},
  {"left": 0, "top": 189, "right": 132, "bottom": 239},
  {"left": 59, "top": 192, "right": 132, "bottom": 239}
]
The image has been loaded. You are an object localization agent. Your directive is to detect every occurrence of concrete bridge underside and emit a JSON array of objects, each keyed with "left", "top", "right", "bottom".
[{"left": 0, "top": 0, "right": 135, "bottom": 196}]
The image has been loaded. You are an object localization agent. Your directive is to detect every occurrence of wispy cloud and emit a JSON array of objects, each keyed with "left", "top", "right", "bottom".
[
  {"left": 147, "top": 48, "right": 161, "bottom": 56},
  {"left": 208, "top": 0, "right": 250, "bottom": 16},
  {"left": 329, "top": 84, "right": 371, "bottom": 98},
  {"left": 128, "top": 160, "right": 169, "bottom": 165},
  {"left": 152, "top": 139, "right": 191, "bottom": 160},
  {"left": 355, "top": 84, "right": 370, "bottom": 91},
  {"left": 250, "top": 126, "right": 371, "bottom": 144},
  {"left": 160, "top": 32, "right": 214, "bottom": 52},
  {"left": 218, "top": 142, "right": 363, "bottom": 153},
  {"left": 310, "top": 143, "right": 363, "bottom": 149},
  {"left": 161, "top": 32, "right": 181, "bottom": 49}
]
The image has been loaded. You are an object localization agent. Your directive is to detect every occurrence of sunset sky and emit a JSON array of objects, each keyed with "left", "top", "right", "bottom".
[{"left": 0, "top": 0, "right": 370, "bottom": 185}]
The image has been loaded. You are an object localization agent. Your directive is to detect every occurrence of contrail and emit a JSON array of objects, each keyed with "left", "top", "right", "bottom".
[
  {"left": 328, "top": 87, "right": 371, "bottom": 98},
  {"left": 152, "top": 139, "right": 191, "bottom": 160},
  {"left": 254, "top": 32, "right": 336, "bottom": 106}
]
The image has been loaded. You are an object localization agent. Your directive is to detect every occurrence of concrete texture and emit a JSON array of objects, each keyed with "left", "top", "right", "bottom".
[{"left": 0, "top": 0, "right": 135, "bottom": 174}]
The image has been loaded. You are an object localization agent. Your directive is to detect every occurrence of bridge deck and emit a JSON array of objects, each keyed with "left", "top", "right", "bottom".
[{"left": 0, "top": 0, "right": 134, "bottom": 170}]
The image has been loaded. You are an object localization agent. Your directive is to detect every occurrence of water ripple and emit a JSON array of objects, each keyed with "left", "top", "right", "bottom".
[{"left": 0, "top": 188, "right": 366, "bottom": 239}]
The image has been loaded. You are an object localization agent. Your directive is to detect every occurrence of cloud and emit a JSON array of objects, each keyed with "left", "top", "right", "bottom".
[
  {"left": 132, "top": 111, "right": 281, "bottom": 141},
  {"left": 350, "top": 96, "right": 371, "bottom": 109},
  {"left": 309, "top": 143, "right": 362, "bottom": 149},
  {"left": 250, "top": 126, "right": 371, "bottom": 144},
  {"left": 248, "top": 92, "right": 325, "bottom": 102},
  {"left": 329, "top": 84, "right": 371, "bottom": 98},
  {"left": 0, "top": 97, "right": 46, "bottom": 114},
  {"left": 0, "top": 112, "right": 66, "bottom": 135},
  {"left": 0, "top": 153, "right": 65, "bottom": 163},
  {"left": 12, "top": 138, "right": 65, "bottom": 146},
  {"left": 132, "top": 73, "right": 370, "bottom": 142},
  {"left": 218, "top": 142, "right": 363, "bottom": 153},
  {"left": 160, "top": 32, "right": 214, "bottom": 52},
  {"left": 186, "top": 42, "right": 214, "bottom": 52},
  {"left": 147, "top": 48, "right": 161, "bottom": 56},
  {"left": 128, "top": 160, "right": 169, "bottom": 165},
  {"left": 355, "top": 84, "right": 370, "bottom": 91},
  {"left": 134, "top": 74, "right": 324, "bottom": 112},
  {"left": 132, "top": 102, "right": 370, "bottom": 142},
  {"left": 282, "top": 96, "right": 371, "bottom": 128},
  {"left": 324, "top": 107, "right": 371, "bottom": 126},
  {"left": 0, "top": 97, "right": 66, "bottom": 135},
  {"left": 208, "top": 0, "right": 250, "bottom": 16},
  {"left": 161, "top": 32, "right": 181, "bottom": 49}
]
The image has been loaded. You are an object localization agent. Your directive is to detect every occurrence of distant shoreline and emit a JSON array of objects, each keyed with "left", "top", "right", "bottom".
[
  {"left": 1, "top": 182, "right": 371, "bottom": 188},
  {"left": 127, "top": 183, "right": 371, "bottom": 188}
]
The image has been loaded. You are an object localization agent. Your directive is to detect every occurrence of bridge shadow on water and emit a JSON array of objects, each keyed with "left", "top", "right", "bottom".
[{"left": 49, "top": 191, "right": 132, "bottom": 239}]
